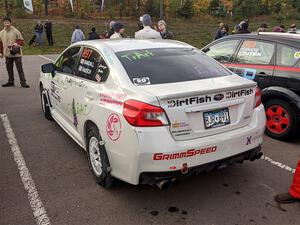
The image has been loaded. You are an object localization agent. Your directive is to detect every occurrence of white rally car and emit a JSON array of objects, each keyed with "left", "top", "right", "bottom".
[{"left": 39, "top": 39, "right": 266, "bottom": 189}]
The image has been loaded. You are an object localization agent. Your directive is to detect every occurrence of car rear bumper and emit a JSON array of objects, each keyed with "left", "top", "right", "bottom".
[
  {"left": 109, "top": 104, "right": 265, "bottom": 185},
  {"left": 139, "top": 145, "right": 262, "bottom": 186}
]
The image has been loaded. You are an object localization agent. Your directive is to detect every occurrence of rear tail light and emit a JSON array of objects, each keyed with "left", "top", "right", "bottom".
[
  {"left": 254, "top": 87, "right": 262, "bottom": 108},
  {"left": 123, "top": 99, "right": 169, "bottom": 127}
]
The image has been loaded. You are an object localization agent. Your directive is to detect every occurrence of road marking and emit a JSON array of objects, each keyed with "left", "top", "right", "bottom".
[
  {"left": 38, "top": 55, "right": 54, "bottom": 62},
  {"left": 261, "top": 155, "right": 296, "bottom": 174},
  {"left": 0, "top": 113, "right": 51, "bottom": 225}
]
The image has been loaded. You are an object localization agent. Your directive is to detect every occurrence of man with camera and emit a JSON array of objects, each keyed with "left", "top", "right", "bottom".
[{"left": 0, "top": 16, "right": 29, "bottom": 88}]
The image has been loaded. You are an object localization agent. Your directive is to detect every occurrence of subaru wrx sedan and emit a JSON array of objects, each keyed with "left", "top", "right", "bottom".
[{"left": 39, "top": 39, "right": 265, "bottom": 189}]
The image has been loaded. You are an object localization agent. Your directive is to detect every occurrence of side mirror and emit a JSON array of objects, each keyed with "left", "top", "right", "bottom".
[{"left": 41, "top": 63, "right": 56, "bottom": 77}]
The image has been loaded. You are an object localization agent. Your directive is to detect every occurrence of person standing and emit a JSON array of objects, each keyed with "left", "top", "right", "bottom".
[
  {"left": 157, "top": 20, "right": 174, "bottom": 39},
  {"left": 0, "top": 16, "right": 29, "bottom": 88},
  {"left": 214, "top": 24, "right": 229, "bottom": 40},
  {"left": 135, "top": 14, "right": 162, "bottom": 39},
  {"left": 44, "top": 19, "right": 53, "bottom": 46},
  {"left": 257, "top": 23, "right": 267, "bottom": 32},
  {"left": 71, "top": 25, "right": 85, "bottom": 44},
  {"left": 288, "top": 24, "right": 297, "bottom": 34},
  {"left": 88, "top": 27, "right": 99, "bottom": 40},
  {"left": 110, "top": 22, "right": 125, "bottom": 39},
  {"left": 275, "top": 160, "right": 300, "bottom": 203},
  {"left": 34, "top": 20, "right": 44, "bottom": 46}
]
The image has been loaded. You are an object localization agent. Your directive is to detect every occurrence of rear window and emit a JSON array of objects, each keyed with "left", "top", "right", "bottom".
[{"left": 116, "top": 48, "right": 231, "bottom": 85}]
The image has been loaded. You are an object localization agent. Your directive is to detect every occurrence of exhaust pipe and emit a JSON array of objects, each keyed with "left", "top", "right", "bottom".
[
  {"left": 250, "top": 152, "right": 263, "bottom": 161},
  {"left": 170, "top": 178, "right": 180, "bottom": 186},
  {"left": 155, "top": 180, "right": 170, "bottom": 190}
]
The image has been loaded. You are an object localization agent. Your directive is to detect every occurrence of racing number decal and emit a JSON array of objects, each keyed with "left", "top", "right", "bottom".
[{"left": 82, "top": 48, "right": 93, "bottom": 60}]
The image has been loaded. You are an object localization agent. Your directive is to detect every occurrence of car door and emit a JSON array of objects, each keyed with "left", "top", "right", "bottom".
[
  {"left": 65, "top": 46, "right": 110, "bottom": 134},
  {"left": 273, "top": 44, "right": 300, "bottom": 91},
  {"left": 229, "top": 39, "right": 275, "bottom": 89},
  {"left": 203, "top": 39, "right": 241, "bottom": 64},
  {"left": 50, "top": 46, "right": 81, "bottom": 121}
]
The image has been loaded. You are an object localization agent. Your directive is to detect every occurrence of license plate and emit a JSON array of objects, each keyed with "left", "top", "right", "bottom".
[{"left": 203, "top": 108, "right": 230, "bottom": 129}]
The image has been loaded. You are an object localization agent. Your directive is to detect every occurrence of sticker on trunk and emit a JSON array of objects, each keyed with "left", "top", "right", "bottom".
[{"left": 132, "top": 77, "right": 151, "bottom": 86}]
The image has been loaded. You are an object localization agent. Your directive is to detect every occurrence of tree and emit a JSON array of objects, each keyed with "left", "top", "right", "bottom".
[{"left": 177, "top": 0, "right": 194, "bottom": 19}]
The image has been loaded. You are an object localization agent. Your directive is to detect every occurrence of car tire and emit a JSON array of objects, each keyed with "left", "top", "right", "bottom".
[
  {"left": 40, "top": 86, "right": 52, "bottom": 120},
  {"left": 265, "top": 99, "right": 299, "bottom": 141},
  {"left": 87, "top": 126, "right": 114, "bottom": 188}
]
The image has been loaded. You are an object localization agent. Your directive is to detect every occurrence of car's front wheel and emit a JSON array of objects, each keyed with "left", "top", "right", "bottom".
[
  {"left": 87, "top": 126, "right": 114, "bottom": 188},
  {"left": 40, "top": 85, "right": 52, "bottom": 120},
  {"left": 265, "top": 99, "right": 299, "bottom": 141}
]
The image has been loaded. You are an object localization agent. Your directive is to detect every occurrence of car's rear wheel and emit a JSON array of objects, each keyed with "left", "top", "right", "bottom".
[
  {"left": 40, "top": 85, "right": 52, "bottom": 120},
  {"left": 87, "top": 126, "right": 114, "bottom": 188},
  {"left": 265, "top": 99, "right": 298, "bottom": 141}
]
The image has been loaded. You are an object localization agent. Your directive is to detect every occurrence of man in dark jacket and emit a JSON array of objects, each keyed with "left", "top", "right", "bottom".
[
  {"left": 237, "top": 20, "right": 250, "bottom": 34},
  {"left": 88, "top": 27, "right": 99, "bottom": 40},
  {"left": 214, "top": 24, "right": 229, "bottom": 40},
  {"left": 44, "top": 19, "right": 53, "bottom": 46}
]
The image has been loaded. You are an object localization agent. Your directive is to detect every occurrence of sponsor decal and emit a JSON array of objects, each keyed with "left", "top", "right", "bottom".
[
  {"left": 50, "top": 81, "right": 61, "bottom": 102},
  {"left": 99, "top": 92, "right": 126, "bottom": 108},
  {"left": 169, "top": 166, "right": 177, "bottom": 170},
  {"left": 171, "top": 121, "right": 189, "bottom": 129},
  {"left": 246, "top": 134, "right": 262, "bottom": 145},
  {"left": 95, "top": 74, "right": 102, "bottom": 82},
  {"left": 225, "top": 88, "right": 253, "bottom": 99},
  {"left": 153, "top": 146, "right": 217, "bottom": 161},
  {"left": 167, "top": 88, "right": 253, "bottom": 108},
  {"left": 243, "top": 68, "right": 257, "bottom": 80},
  {"left": 67, "top": 100, "right": 87, "bottom": 116},
  {"left": 106, "top": 113, "right": 121, "bottom": 141},
  {"left": 246, "top": 136, "right": 252, "bottom": 145},
  {"left": 167, "top": 95, "right": 212, "bottom": 108},
  {"left": 213, "top": 93, "right": 224, "bottom": 101},
  {"left": 132, "top": 77, "right": 151, "bottom": 86},
  {"left": 294, "top": 52, "right": 300, "bottom": 59},
  {"left": 71, "top": 98, "right": 78, "bottom": 128},
  {"left": 121, "top": 50, "right": 154, "bottom": 61},
  {"left": 171, "top": 129, "right": 192, "bottom": 137}
]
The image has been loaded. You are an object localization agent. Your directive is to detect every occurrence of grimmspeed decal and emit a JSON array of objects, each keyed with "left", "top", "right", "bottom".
[
  {"left": 167, "top": 88, "right": 254, "bottom": 108},
  {"left": 153, "top": 146, "right": 217, "bottom": 161},
  {"left": 225, "top": 88, "right": 253, "bottom": 99}
]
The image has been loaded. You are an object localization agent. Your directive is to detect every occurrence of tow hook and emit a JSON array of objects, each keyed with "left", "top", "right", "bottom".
[{"left": 181, "top": 163, "right": 188, "bottom": 174}]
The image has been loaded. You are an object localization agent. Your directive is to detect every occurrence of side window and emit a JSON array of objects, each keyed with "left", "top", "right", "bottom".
[
  {"left": 76, "top": 47, "right": 109, "bottom": 82},
  {"left": 276, "top": 44, "right": 299, "bottom": 67},
  {"left": 205, "top": 40, "right": 240, "bottom": 63},
  {"left": 235, "top": 40, "right": 275, "bottom": 65},
  {"left": 55, "top": 47, "right": 81, "bottom": 74}
]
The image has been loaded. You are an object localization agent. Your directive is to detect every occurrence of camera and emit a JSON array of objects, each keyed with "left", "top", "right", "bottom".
[{"left": 9, "top": 45, "right": 21, "bottom": 55}]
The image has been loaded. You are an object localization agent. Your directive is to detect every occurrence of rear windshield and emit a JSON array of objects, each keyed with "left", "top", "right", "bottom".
[{"left": 116, "top": 48, "right": 231, "bottom": 85}]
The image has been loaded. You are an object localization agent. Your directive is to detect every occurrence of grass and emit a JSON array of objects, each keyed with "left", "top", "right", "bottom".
[{"left": 8, "top": 16, "right": 300, "bottom": 55}]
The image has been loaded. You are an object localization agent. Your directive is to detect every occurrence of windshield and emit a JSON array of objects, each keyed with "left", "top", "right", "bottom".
[{"left": 116, "top": 48, "right": 231, "bottom": 85}]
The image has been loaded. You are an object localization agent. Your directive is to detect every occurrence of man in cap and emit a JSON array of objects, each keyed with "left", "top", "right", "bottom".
[
  {"left": 110, "top": 22, "right": 125, "bottom": 39},
  {"left": 0, "top": 16, "right": 29, "bottom": 88},
  {"left": 135, "top": 14, "right": 162, "bottom": 39}
]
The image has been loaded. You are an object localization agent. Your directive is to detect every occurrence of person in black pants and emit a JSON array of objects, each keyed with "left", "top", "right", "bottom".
[{"left": 44, "top": 19, "right": 53, "bottom": 46}]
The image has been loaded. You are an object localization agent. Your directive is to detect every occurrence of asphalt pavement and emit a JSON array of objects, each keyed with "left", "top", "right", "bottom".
[{"left": 0, "top": 55, "right": 299, "bottom": 225}]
